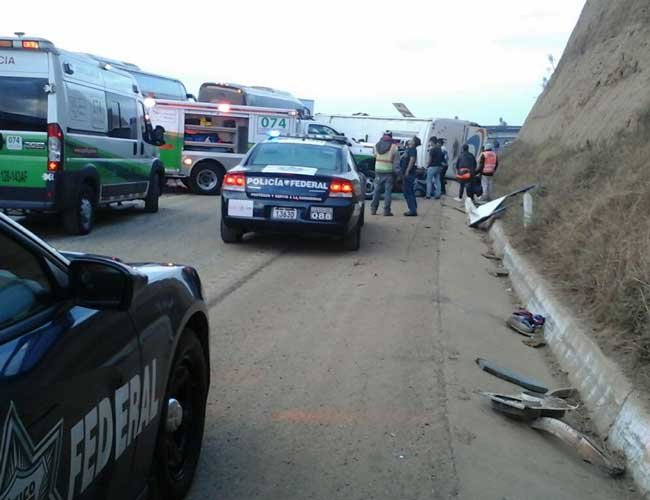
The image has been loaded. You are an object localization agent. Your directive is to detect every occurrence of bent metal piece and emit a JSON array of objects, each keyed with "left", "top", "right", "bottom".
[
  {"left": 467, "top": 184, "right": 537, "bottom": 227},
  {"left": 531, "top": 417, "right": 626, "bottom": 477},
  {"left": 482, "top": 391, "right": 578, "bottom": 421},
  {"left": 476, "top": 358, "right": 548, "bottom": 393}
]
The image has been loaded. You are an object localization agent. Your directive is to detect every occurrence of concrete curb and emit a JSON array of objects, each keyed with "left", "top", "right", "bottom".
[{"left": 489, "top": 221, "right": 650, "bottom": 497}]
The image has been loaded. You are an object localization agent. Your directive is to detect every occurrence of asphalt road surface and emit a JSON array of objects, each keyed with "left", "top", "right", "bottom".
[{"left": 22, "top": 187, "right": 637, "bottom": 500}]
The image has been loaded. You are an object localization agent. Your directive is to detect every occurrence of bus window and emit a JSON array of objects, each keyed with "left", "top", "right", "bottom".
[
  {"left": 198, "top": 85, "right": 245, "bottom": 105},
  {"left": 130, "top": 72, "right": 187, "bottom": 101}
]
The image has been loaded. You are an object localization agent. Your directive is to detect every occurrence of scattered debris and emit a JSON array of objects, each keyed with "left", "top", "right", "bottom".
[
  {"left": 481, "top": 252, "right": 502, "bottom": 261},
  {"left": 467, "top": 185, "right": 537, "bottom": 227},
  {"left": 547, "top": 387, "right": 578, "bottom": 399},
  {"left": 523, "top": 335, "right": 547, "bottom": 348},
  {"left": 488, "top": 268, "right": 510, "bottom": 278},
  {"left": 475, "top": 358, "right": 548, "bottom": 393},
  {"left": 481, "top": 391, "right": 577, "bottom": 420},
  {"left": 506, "top": 310, "right": 546, "bottom": 337},
  {"left": 530, "top": 418, "right": 626, "bottom": 477}
]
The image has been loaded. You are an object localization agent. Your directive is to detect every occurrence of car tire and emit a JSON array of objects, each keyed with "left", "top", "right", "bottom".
[
  {"left": 342, "top": 221, "right": 361, "bottom": 251},
  {"left": 190, "top": 162, "right": 223, "bottom": 196},
  {"left": 152, "top": 330, "right": 208, "bottom": 500},
  {"left": 359, "top": 204, "right": 365, "bottom": 227},
  {"left": 63, "top": 183, "right": 96, "bottom": 235},
  {"left": 220, "top": 218, "right": 243, "bottom": 243},
  {"left": 144, "top": 174, "right": 161, "bottom": 213},
  {"left": 365, "top": 172, "right": 375, "bottom": 199}
]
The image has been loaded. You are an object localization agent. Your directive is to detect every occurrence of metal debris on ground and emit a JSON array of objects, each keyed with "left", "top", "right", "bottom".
[
  {"left": 546, "top": 387, "right": 578, "bottom": 399},
  {"left": 488, "top": 268, "right": 510, "bottom": 278},
  {"left": 530, "top": 417, "right": 626, "bottom": 477},
  {"left": 481, "top": 252, "right": 502, "bottom": 261},
  {"left": 475, "top": 358, "right": 548, "bottom": 393},
  {"left": 523, "top": 334, "right": 547, "bottom": 348},
  {"left": 481, "top": 391, "right": 578, "bottom": 421},
  {"left": 466, "top": 185, "right": 537, "bottom": 228}
]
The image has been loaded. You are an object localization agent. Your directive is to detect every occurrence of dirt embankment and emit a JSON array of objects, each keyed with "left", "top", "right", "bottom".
[{"left": 498, "top": 0, "right": 650, "bottom": 381}]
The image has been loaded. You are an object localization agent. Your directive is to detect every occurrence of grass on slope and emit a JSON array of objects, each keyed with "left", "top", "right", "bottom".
[{"left": 496, "top": 129, "right": 650, "bottom": 383}]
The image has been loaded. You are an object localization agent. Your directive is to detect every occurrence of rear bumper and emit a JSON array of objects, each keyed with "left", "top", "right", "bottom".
[
  {"left": 221, "top": 192, "right": 363, "bottom": 236},
  {"left": 0, "top": 186, "right": 56, "bottom": 212},
  {"left": 0, "top": 200, "right": 56, "bottom": 211}
]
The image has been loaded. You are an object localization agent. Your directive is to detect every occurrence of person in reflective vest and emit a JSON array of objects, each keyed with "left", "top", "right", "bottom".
[
  {"left": 371, "top": 131, "right": 399, "bottom": 216},
  {"left": 478, "top": 143, "right": 499, "bottom": 201}
]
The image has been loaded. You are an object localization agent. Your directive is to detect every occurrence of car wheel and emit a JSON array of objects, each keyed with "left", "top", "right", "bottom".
[
  {"left": 144, "top": 174, "right": 161, "bottom": 213},
  {"left": 342, "top": 221, "right": 361, "bottom": 251},
  {"left": 359, "top": 204, "right": 365, "bottom": 227},
  {"left": 190, "top": 162, "right": 223, "bottom": 195},
  {"left": 153, "top": 330, "right": 208, "bottom": 500},
  {"left": 365, "top": 172, "right": 375, "bottom": 199},
  {"left": 63, "top": 184, "right": 96, "bottom": 235},
  {"left": 220, "top": 218, "right": 243, "bottom": 243}
]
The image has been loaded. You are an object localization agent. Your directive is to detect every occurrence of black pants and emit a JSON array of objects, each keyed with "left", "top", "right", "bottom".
[
  {"left": 440, "top": 165, "right": 448, "bottom": 194},
  {"left": 458, "top": 180, "right": 468, "bottom": 198}
]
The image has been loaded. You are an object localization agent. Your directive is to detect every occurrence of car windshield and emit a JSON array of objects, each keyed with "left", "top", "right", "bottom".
[
  {"left": 0, "top": 77, "right": 48, "bottom": 132},
  {"left": 246, "top": 143, "right": 342, "bottom": 172}
]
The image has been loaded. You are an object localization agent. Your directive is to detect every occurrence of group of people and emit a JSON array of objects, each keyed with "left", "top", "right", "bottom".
[{"left": 370, "top": 130, "right": 499, "bottom": 217}]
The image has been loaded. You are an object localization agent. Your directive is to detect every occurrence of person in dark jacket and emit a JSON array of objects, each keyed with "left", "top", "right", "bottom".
[
  {"left": 402, "top": 136, "right": 421, "bottom": 216},
  {"left": 438, "top": 138, "right": 449, "bottom": 195},
  {"left": 426, "top": 137, "right": 444, "bottom": 199},
  {"left": 454, "top": 144, "right": 477, "bottom": 202}
]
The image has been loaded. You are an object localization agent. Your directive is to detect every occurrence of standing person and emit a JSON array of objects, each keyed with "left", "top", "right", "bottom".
[
  {"left": 439, "top": 138, "right": 449, "bottom": 196},
  {"left": 402, "top": 136, "right": 421, "bottom": 216},
  {"left": 454, "top": 144, "right": 477, "bottom": 202},
  {"left": 371, "top": 131, "right": 398, "bottom": 216},
  {"left": 426, "top": 137, "right": 444, "bottom": 199},
  {"left": 478, "top": 143, "right": 499, "bottom": 201}
]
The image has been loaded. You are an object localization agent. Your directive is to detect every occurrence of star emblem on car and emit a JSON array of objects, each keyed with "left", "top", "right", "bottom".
[{"left": 0, "top": 403, "right": 63, "bottom": 500}]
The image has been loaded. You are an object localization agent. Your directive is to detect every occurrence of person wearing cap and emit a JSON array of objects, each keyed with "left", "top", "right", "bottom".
[
  {"left": 371, "top": 131, "right": 399, "bottom": 216},
  {"left": 477, "top": 143, "right": 499, "bottom": 201},
  {"left": 402, "top": 136, "right": 421, "bottom": 216}
]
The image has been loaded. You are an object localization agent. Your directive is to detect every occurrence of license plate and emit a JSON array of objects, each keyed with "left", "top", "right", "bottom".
[
  {"left": 310, "top": 207, "right": 333, "bottom": 221},
  {"left": 228, "top": 199, "right": 254, "bottom": 217},
  {"left": 271, "top": 207, "right": 298, "bottom": 220},
  {"left": 6, "top": 135, "right": 23, "bottom": 151}
]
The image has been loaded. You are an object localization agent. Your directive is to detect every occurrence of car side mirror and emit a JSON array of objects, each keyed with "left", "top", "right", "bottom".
[{"left": 69, "top": 258, "right": 142, "bottom": 311}]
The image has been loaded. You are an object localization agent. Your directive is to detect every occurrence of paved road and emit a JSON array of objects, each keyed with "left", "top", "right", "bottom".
[{"left": 23, "top": 189, "right": 637, "bottom": 500}]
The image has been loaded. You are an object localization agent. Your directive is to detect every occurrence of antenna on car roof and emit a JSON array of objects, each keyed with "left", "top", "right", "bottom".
[{"left": 14, "top": 32, "right": 25, "bottom": 38}]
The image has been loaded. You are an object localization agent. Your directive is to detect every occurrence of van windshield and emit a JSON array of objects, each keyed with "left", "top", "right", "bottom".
[{"left": 0, "top": 77, "right": 48, "bottom": 132}]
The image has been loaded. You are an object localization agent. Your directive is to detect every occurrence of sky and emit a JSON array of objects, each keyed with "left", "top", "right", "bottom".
[{"left": 4, "top": 0, "right": 586, "bottom": 125}]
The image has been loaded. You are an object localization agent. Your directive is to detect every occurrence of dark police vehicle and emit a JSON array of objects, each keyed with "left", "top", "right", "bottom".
[
  {"left": 0, "top": 212, "right": 209, "bottom": 500},
  {"left": 220, "top": 136, "right": 365, "bottom": 250}
]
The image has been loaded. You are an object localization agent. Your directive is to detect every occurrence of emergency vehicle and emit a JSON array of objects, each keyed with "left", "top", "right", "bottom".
[
  {"left": 149, "top": 99, "right": 301, "bottom": 195},
  {"left": 0, "top": 36, "right": 166, "bottom": 234},
  {"left": 149, "top": 100, "right": 375, "bottom": 196}
]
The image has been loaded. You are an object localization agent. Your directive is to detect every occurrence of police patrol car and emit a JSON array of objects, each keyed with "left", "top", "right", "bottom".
[
  {"left": 0, "top": 36, "right": 166, "bottom": 235},
  {"left": 220, "top": 135, "right": 365, "bottom": 250},
  {"left": 0, "top": 212, "right": 209, "bottom": 500}
]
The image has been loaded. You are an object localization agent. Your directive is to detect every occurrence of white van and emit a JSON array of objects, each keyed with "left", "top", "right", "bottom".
[{"left": 0, "top": 36, "right": 165, "bottom": 234}]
